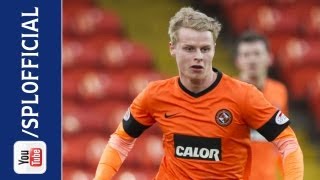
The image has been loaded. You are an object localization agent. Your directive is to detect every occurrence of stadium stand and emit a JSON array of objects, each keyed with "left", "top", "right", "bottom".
[{"left": 63, "top": 0, "right": 164, "bottom": 179}]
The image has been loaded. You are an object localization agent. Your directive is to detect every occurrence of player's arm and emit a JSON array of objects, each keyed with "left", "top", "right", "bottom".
[
  {"left": 252, "top": 106, "right": 303, "bottom": 180},
  {"left": 272, "top": 126, "right": 303, "bottom": 180},
  {"left": 94, "top": 84, "right": 154, "bottom": 180},
  {"left": 94, "top": 122, "right": 136, "bottom": 180},
  {"left": 94, "top": 112, "right": 153, "bottom": 180},
  {"left": 253, "top": 109, "right": 303, "bottom": 179},
  {"left": 243, "top": 85, "right": 303, "bottom": 179}
]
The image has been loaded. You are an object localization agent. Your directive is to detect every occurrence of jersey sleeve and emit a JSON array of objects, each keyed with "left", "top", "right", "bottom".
[
  {"left": 122, "top": 83, "right": 156, "bottom": 138},
  {"left": 243, "top": 85, "right": 290, "bottom": 141}
]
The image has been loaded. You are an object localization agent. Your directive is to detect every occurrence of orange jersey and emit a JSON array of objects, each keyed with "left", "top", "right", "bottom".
[
  {"left": 249, "top": 78, "right": 289, "bottom": 180},
  {"left": 122, "top": 69, "right": 290, "bottom": 179}
]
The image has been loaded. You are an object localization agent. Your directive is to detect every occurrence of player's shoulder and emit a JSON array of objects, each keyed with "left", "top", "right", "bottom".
[
  {"left": 266, "top": 78, "right": 287, "bottom": 90},
  {"left": 222, "top": 73, "right": 253, "bottom": 91},
  {"left": 145, "top": 76, "right": 177, "bottom": 94}
]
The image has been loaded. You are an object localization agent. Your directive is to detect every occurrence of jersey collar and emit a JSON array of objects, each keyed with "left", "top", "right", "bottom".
[{"left": 178, "top": 68, "right": 222, "bottom": 98}]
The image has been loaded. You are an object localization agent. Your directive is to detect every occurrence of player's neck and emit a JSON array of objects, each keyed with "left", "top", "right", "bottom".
[
  {"left": 239, "top": 73, "right": 267, "bottom": 90},
  {"left": 180, "top": 71, "right": 217, "bottom": 93}
]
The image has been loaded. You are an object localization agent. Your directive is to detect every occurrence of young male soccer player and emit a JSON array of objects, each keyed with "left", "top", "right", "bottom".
[{"left": 94, "top": 7, "right": 304, "bottom": 180}]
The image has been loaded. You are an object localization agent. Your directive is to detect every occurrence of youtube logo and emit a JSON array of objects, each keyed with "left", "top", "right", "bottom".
[
  {"left": 29, "top": 148, "right": 42, "bottom": 166},
  {"left": 14, "top": 141, "right": 46, "bottom": 174}
]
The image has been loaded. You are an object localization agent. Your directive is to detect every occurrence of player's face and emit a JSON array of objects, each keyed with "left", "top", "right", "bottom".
[
  {"left": 170, "top": 27, "right": 215, "bottom": 81},
  {"left": 236, "top": 41, "right": 271, "bottom": 77}
]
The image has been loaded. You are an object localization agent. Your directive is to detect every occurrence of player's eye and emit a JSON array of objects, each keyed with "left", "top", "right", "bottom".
[
  {"left": 254, "top": 51, "right": 261, "bottom": 56},
  {"left": 183, "top": 46, "right": 194, "bottom": 52},
  {"left": 201, "top": 47, "right": 210, "bottom": 52},
  {"left": 242, "top": 52, "right": 250, "bottom": 58}
]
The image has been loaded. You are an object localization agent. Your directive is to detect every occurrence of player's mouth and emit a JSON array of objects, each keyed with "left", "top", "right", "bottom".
[
  {"left": 190, "top": 65, "right": 204, "bottom": 73},
  {"left": 249, "top": 64, "right": 257, "bottom": 71},
  {"left": 190, "top": 65, "right": 203, "bottom": 69}
]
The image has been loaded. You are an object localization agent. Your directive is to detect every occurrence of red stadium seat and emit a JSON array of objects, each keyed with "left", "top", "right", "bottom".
[
  {"left": 63, "top": 4, "right": 123, "bottom": 37},
  {"left": 63, "top": 35, "right": 154, "bottom": 70},
  {"left": 63, "top": 68, "right": 129, "bottom": 101},
  {"left": 304, "top": 6, "right": 320, "bottom": 37},
  {"left": 63, "top": 165, "right": 95, "bottom": 180},
  {"left": 270, "top": 0, "right": 319, "bottom": 6},
  {"left": 63, "top": 165, "right": 157, "bottom": 180},
  {"left": 274, "top": 37, "right": 320, "bottom": 100},
  {"left": 63, "top": 68, "right": 163, "bottom": 101},
  {"left": 63, "top": 36, "right": 120, "bottom": 69},
  {"left": 218, "top": 0, "right": 267, "bottom": 19},
  {"left": 114, "top": 167, "right": 158, "bottom": 180},
  {"left": 64, "top": 131, "right": 163, "bottom": 171},
  {"left": 64, "top": 165, "right": 158, "bottom": 180},
  {"left": 225, "top": 3, "right": 264, "bottom": 35},
  {"left": 285, "top": 67, "right": 320, "bottom": 101},
  {"left": 63, "top": 99, "right": 163, "bottom": 135},
  {"left": 267, "top": 34, "right": 297, "bottom": 56},
  {"left": 86, "top": 35, "right": 154, "bottom": 70},
  {"left": 270, "top": 2, "right": 320, "bottom": 37},
  {"left": 63, "top": 132, "right": 107, "bottom": 167},
  {"left": 63, "top": 37, "right": 83, "bottom": 68},
  {"left": 277, "top": 37, "right": 320, "bottom": 74},
  {"left": 250, "top": 5, "right": 300, "bottom": 35},
  {"left": 63, "top": 100, "right": 129, "bottom": 134},
  {"left": 63, "top": 0, "right": 94, "bottom": 5},
  {"left": 224, "top": 1, "right": 320, "bottom": 36}
]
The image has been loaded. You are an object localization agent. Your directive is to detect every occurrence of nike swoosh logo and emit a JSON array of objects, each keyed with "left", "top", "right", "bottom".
[{"left": 164, "top": 113, "right": 180, "bottom": 118}]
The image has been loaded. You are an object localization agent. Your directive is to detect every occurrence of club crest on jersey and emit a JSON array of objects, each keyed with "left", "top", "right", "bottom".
[{"left": 215, "top": 109, "right": 233, "bottom": 127}]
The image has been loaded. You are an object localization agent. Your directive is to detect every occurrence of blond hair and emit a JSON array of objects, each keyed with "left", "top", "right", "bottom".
[{"left": 168, "top": 7, "right": 222, "bottom": 45}]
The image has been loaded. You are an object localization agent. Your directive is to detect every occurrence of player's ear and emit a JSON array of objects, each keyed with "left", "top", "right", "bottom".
[{"left": 169, "top": 42, "right": 176, "bottom": 57}]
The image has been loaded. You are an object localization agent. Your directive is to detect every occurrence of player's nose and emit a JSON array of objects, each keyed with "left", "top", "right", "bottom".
[{"left": 194, "top": 49, "right": 203, "bottom": 61}]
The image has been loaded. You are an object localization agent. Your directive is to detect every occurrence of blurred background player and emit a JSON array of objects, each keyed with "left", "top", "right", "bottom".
[{"left": 235, "top": 31, "right": 288, "bottom": 179}]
